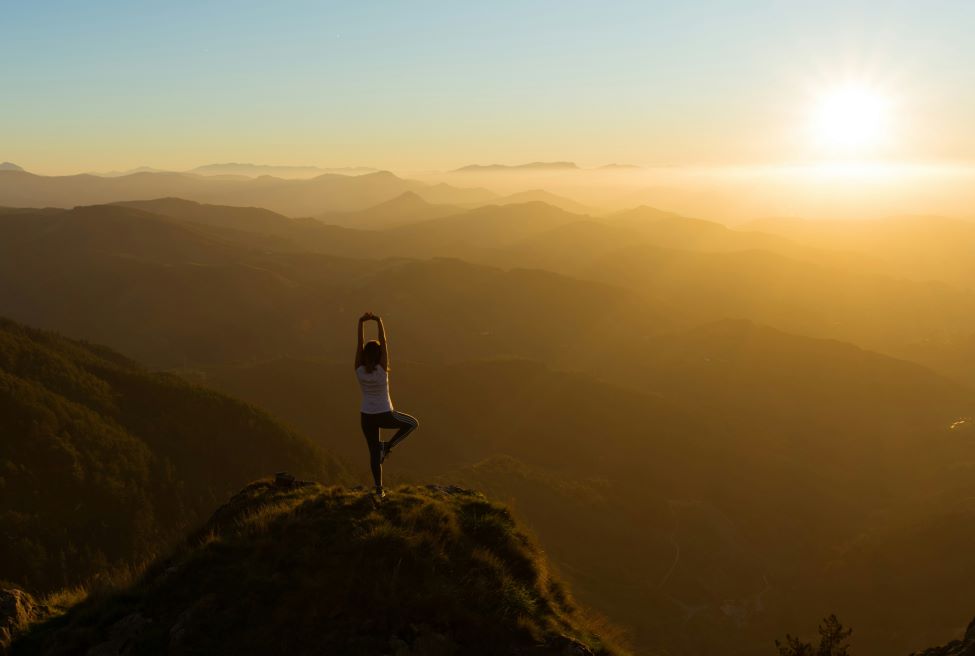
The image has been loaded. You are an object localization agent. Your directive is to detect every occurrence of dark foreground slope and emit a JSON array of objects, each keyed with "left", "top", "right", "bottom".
[
  {"left": 0, "top": 318, "right": 346, "bottom": 592},
  {"left": 13, "top": 480, "right": 620, "bottom": 656}
]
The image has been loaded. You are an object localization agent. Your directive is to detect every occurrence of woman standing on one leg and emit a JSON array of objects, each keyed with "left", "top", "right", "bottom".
[{"left": 355, "top": 312, "right": 419, "bottom": 499}]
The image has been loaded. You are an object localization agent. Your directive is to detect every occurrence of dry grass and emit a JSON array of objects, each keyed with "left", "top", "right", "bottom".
[
  {"left": 13, "top": 479, "right": 627, "bottom": 655},
  {"left": 40, "top": 585, "right": 88, "bottom": 612}
]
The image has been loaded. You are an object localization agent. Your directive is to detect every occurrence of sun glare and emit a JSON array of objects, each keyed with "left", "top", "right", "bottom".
[{"left": 808, "top": 85, "right": 892, "bottom": 155}]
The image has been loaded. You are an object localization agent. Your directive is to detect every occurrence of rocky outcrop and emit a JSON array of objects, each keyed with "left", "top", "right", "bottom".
[
  {"left": 913, "top": 618, "right": 975, "bottom": 656},
  {"left": 0, "top": 589, "right": 48, "bottom": 654}
]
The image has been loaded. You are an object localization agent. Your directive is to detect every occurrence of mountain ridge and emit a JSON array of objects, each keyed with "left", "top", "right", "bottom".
[
  {"left": 0, "top": 169, "right": 496, "bottom": 216},
  {"left": 316, "top": 190, "right": 461, "bottom": 229},
  {"left": 453, "top": 162, "right": 579, "bottom": 172},
  {"left": 189, "top": 162, "right": 378, "bottom": 178}
]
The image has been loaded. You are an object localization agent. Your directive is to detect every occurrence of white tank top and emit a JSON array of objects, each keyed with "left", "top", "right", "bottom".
[{"left": 356, "top": 365, "right": 393, "bottom": 414}]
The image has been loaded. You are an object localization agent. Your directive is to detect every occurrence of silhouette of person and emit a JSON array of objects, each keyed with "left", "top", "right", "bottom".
[{"left": 355, "top": 312, "right": 418, "bottom": 499}]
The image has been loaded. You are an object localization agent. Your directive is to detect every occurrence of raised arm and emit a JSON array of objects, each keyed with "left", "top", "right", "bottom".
[
  {"left": 375, "top": 316, "right": 389, "bottom": 369},
  {"left": 354, "top": 314, "right": 368, "bottom": 369}
]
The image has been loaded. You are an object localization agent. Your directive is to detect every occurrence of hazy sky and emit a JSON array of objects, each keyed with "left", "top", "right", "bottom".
[{"left": 3, "top": 0, "right": 974, "bottom": 174}]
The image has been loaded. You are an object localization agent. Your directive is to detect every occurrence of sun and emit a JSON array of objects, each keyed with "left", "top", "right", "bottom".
[{"left": 807, "top": 85, "right": 892, "bottom": 154}]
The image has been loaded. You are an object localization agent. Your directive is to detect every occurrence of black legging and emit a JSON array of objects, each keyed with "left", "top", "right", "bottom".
[{"left": 360, "top": 410, "right": 419, "bottom": 487}]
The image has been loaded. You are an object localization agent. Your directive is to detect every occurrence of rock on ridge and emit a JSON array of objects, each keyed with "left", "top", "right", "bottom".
[{"left": 0, "top": 589, "right": 49, "bottom": 654}]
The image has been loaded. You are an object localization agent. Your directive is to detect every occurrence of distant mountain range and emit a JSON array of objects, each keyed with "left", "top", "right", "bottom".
[
  {"left": 93, "top": 166, "right": 170, "bottom": 176},
  {"left": 488, "top": 188, "right": 592, "bottom": 213},
  {"left": 89, "top": 163, "right": 380, "bottom": 178},
  {"left": 187, "top": 162, "right": 379, "bottom": 177},
  {"left": 0, "top": 200, "right": 663, "bottom": 368},
  {"left": 452, "top": 161, "right": 580, "bottom": 172},
  {"left": 0, "top": 169, "right": 497, "bottom": 216},
  {"left": 450, "top": 162, "right": 641, "bottom": 173},
  {"left": 0, "top": 161, "right": 24, "bottom": 171},
  {"left": 3, "top": 195, "right": 972, "bottom": 374},
  {"left": 317, "top": 190, "right": 461, "bottom": 229}
]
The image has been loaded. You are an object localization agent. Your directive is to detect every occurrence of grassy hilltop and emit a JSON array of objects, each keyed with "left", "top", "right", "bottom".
[{"left": 13, "top": 480, "right": 622, "bottom": 656}]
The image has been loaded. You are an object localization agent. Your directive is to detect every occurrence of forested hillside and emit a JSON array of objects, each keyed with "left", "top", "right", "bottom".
[{"left": 0, "top": 318, "right": 346, "bottom": 592}]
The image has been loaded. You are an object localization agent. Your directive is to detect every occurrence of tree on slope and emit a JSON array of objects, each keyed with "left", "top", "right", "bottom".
[{"left": 776, "top": 615, "right": 852, "bottom": 656}]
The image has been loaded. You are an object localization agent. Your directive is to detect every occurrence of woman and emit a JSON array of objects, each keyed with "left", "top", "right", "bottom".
[{"left": 355, "top": 312, "right": 419, "bottom": 499}]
